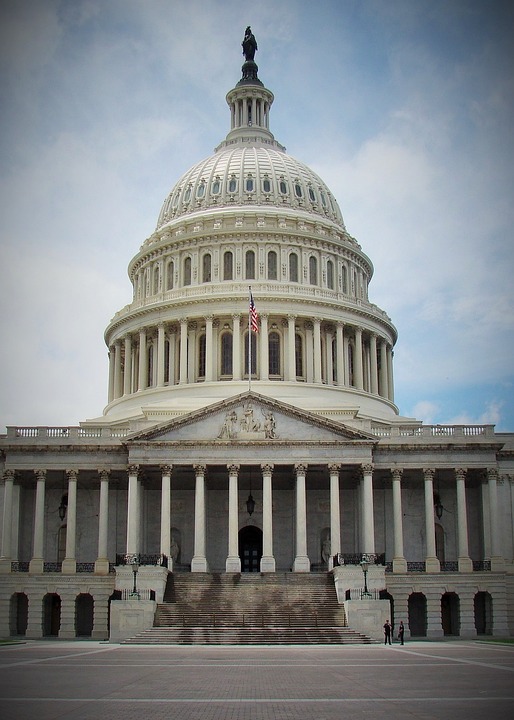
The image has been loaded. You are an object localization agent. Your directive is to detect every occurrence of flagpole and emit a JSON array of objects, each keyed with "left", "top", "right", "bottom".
[{"left": 248, "top": 286, "right": 252, "bottom": 393}]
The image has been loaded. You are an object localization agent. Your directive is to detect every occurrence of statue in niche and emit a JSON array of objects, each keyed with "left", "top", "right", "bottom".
[
  {"left": 242, "top": 26, "right": 257, "bottom": 61},
  {"left": 218, "top": 410, "right": 238, "bottom": 439},
  {"left": 170, "top": 536, "right": 180, "bottom": 563},
  {"left": 241, "top": 403, "right": 261, "bottom": 432},
  {"left": 321, "top": 537, "right": 331, "bottom": 565},
  {"left": 263, "top": 411, "right": 277, "bottom": 439}
]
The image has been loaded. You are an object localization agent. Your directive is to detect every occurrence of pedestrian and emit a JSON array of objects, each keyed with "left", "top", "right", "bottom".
[
  {"left": 383, "top": 619, "right": 392, "bottom": 645},
  {"left": 398, "top": 620, "right": 405, "bottom": 645}
]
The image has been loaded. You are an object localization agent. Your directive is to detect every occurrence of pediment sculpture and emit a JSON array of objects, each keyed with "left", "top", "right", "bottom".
[{"left": 217, "top": 402, "right": 277, "bottom": 440}]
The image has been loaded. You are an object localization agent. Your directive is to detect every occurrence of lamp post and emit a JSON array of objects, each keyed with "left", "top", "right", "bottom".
[
  {"left": 130, "top": 556, "right": 140, "bottom": 598},
  {"left": 360, "top": 557, "right": 372, "bottom": 598}
]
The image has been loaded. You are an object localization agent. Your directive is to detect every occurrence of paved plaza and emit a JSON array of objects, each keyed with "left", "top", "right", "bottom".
[{"left": 0, "top": 640, "right": 513, "bottom": 719}]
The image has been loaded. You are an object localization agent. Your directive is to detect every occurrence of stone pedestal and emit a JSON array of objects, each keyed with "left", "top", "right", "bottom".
[
  {"left": 29, "top": 559, "right": 43, "bottom": 574},
  {"left": 392, "top": 557, "right": 407, "bottom": 573},
  {"left": 61, "top": 559, "right": 76, "bottom": 574},
  {"left": 425, "top": 557, "right": 440, "bottom": 573},
  {"left": 0, "top": 558, "right": 12, "bottom": 574},
  {"left": 94, "top": 559, "right": 110, "bottom": 575},
  {"left": 293, "top": 556, "right": 310, "bottom": 572},
  {"left": 191, "top": 556, "right": 208, "bottom": 572},
  {"left": 260, "top": 555, "right": 276, "bottom": 572},
  {"left": 458, "top": 556, "right": 473, "bottom": 573},
  {"left": 225, "top": 556, "right": 241, "bottom": 573}
]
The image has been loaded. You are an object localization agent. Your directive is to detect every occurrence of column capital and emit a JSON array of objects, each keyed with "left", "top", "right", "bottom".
[
  {"left": 205, "top": 314, "right": 214, "bottom": 323},
  {"left": 261, "top": 463, "right": 274, "bottom": 475},
  {"left": 486, "top": 467, "right": 498, "bottom": 481},
  {"left": 391, "top": 468, "right": 403, "bottom": 482},
  {"left": 328, "top": 463, "right": 341, "bottom": 475},
  {"left": 423, "top": 467, "right": 435, "bottom": 481},
  {"left": 2, "top": 469, "right": 15, "bottom": 484},
  {"left": 455, "top": 467, "right": 467, "bottom": 481},
  {"left": 97, "top": 469, "right": 110, "bottom": 480},
  {"left": 227, "top": 464, "right": 240, "bottom": 475},
  {"left": 160, "top": 464, "right": 173, "bottom": 476},
  {"left": 294, "top": 463, "right": 308, "bottom": 476},
  {"left": 361, "top": 463, "right": 373, "bottom": 476},
  {"left": 34, "top": 469, "right": 47, "bottom": 481},
  {"left": 194, "top": 464, "right": 207, "bottom": 477},
  {"left": 66, "top": 469, "right": 79, "bottom": 481},
  {"left": 179, "top": 317, "right": 188, "bottom": 326},
  {"left": 127, "top": 464, "right": 140, "bottom": 477}
]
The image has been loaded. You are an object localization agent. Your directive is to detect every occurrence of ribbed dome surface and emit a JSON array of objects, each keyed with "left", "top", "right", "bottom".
[{"left": 156, "top": 146, "right": 346, "bottom": 230}]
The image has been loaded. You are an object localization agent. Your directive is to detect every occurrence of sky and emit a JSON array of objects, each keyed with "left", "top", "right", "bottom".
[{"left": 0, "top": 0, "right": 513, "bottom": 433}]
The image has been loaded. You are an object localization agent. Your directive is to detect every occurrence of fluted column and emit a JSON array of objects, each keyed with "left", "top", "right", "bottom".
[
  {"left": 387, "top": 345, "right": 395, "bottom": 401},
  {"left": 113, "top": 341, "right": 122, "bottom": 399},
  {"left": 156, "top": 323, "right": 166, "bottom": 387},
  {"left": 261, "top": 464, "right": 276, "bottom": 571},
  {"left": 379, "top": 340, "right": 388, "bottom": 398},
  {"left": 179, "top": 318, "right": 188, "bottom": 384},
  {"left": 126, "top": 465, "right": 140, "bottom": 556},
  {"left": 354, "top": 328, "right": 364, "bottom": 390},
  {"left": 0, "top": 470, "right": 15, "bottom": 569},
  {"left": 232, "top": 314, "right": 241, "bottom": 380},
  {"left": 62, "top": 469, "right": 78, "bottom": 573},
  {"left": 260, "top": 313, "right": 269, "bottom": 380},
  {"left": 369, "top": 334, "right": 378, "bottom": 395},
  {"left": 138, "top": 328, "right": 147, "bottom": 391},
  {"left": 328, "top": 464, "right": 341, "bottom": 570},
  {"left": 191, "top": 464, "right": 208, "bottom": 572},
  {"left": 487, "top": 467, "right": 504, "bottom": 570},
  {"left": 313, "top": 319, "right": 322, "bottom": 383},
  {"left": 107, "top": 346, "right": 115, "bottom": 402},
  {"left": 95, "top": 470, "right": 110, "bottom": 574},
  {"left": 293, "top": 463, "right": 310, "bottom": 572},
  {"left": 160, "top": 465, "right": 172, "bottom": 562},
  {"left": 423, "top": 468, "right": 440, "bottom": 572},
  {"left": 391, "top": 468, "right": 407, "bottom": 572},
  {"left": 455, "top": 468, "right": 472, "bottom": 572},
  {"left": 226, "top": 464, "right": 241, "bottom": 572},
  {"left": 325, "top": 329, "right": 333, "bottom": 384},
  {"left": 29, "top": 469, "right": 46, "bottom": 573},
  {"left": 168, "top": 327, "right": 176, "bottom": 384},
  {"left": 336, "top": 322, "right": 345, "bottom": 386},
  {"left": 123, "top": 334, "right": 132, "bottom": 395},
  {"left": 287, "top": 315, "right": 296, "bottom": 381},
  {"left": 361, "top": 464, "right": 375, "bottom": 555},
  {"left": 205, "top": 315, "right": 214, "bottom": 382}
]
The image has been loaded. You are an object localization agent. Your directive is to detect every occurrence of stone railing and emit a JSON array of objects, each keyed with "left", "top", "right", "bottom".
[
  {"left": 5, "top": 426, "right": 130, "bottom": 441},
  {"left": 371, "top": 424, "right": 495, "bottom": 440}
]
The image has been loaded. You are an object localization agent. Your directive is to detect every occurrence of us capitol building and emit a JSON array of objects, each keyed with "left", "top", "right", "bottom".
[{"left": 1, "top": 31, "right": 513, "bottom": 642}]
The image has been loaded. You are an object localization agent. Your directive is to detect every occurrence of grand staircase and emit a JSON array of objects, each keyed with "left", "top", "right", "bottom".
[{"left": 121, "top": 572, "right": 374, "bottom": 645}]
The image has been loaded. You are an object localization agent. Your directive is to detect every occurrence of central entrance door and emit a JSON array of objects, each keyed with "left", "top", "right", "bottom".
[{"left": 239, "top": 526, "right": 263, "bottom": 572}]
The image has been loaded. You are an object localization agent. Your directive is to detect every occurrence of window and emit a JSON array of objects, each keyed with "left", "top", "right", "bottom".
[
  {"left": 245, "top": 250, "right": 255, "bottom": 279},
  {"left": 147, "top": 344, "right": 154, "bottom": 387},
  {"left": 245, "top": 177, "right": 254, "bottom": 192},
  {"left": 267, "top": 250, "right": 277, "bottom": 280},
  {"left": 202, "top": 253, "right": 211, "bottom": 283},
  {"left": 327, "top": 260, "right": 334, "bottom": 289},
  {"left": 263, "top": 178, "right": 271, "bottom": 193},
  {"left": 184, "top": 257, "right": 192, "bottom": 286},
  {"left": 295, "top": 333, "right": 304, "bottom": 378},
  {"left": 212, "top": 179, "right": 221, "bottom": 195},
  {"left": 223, "top": 251, "right": 233, "bottom": 280},
  {"left": 341, "top": 265, "right": 348, "bottom": 294},
  {"left": 268, "top": 332, "right": 281, "bottom": 376},
  {"left": 228, "top": 177, "right": 237, "bottom": 193},
  {"left": 153, "top": 265, "right": 160, "bottom": 294},
  {"left": 294, "top": 182, "right": 303, "bottom": 198},
  {"left": 196, "top": 182, "right": 205, "bottom": 198},
  {"left": 289, "top": 253, "right": 298, "bottom": 283},
  {"left": 221, "top": 333, "right": 233, "bottom": 376},
  {"left": 198, "top": 335, "right": 206, "bottom": 378},
  {"left": 244, "top": 332, "right": 257, "bottom": 376},
  {"left": 308, "top": 187, "right": 316, "bottom": 203},
  {"left": 279, "top": 179, "right": 288, "bottom": 194},
  {"left": 166, "top": 261, "right": 174, "bottom": 290},
  {"left": 184, "top": 186, "right": 191, "bottom": 203},
  {"left": 309, "top": 256, "right": 318, "bottom": 285},
  {"left": 164, "top": 339, "right": 170, "bottom": 384}
]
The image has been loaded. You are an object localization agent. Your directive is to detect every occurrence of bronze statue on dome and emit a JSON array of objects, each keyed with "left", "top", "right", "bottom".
[{"left": 242, "top": 26, "right": 257, "bottom": 61}]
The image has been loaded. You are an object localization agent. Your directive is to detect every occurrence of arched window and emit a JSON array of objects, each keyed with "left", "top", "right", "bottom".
[
  {"left": 245, "top": 250, "right": 255, "bottom": 279},
  {"left": 267, "top": 250, "right": 278, "bottom": 280},
  {"left": 198, "top": 334, "right": 206, "bottom": 378},
  {"left": 164, "top": 339, "right": 170, "bottom": 384},
  {"left": 327, "top": 260, "right": 334, "bottom": 289},
  {"left": 166, "top": 261, "right": 174, "bottom": 291},
  {"left": 184, "top": 257, "right": 192, "bottom": 286},
  {"left": 295, "top": 333, "right": 304, "bottom": 378},
  {"left": 221, "top": 333, "right": 233, "bottom": 376},
  {"left": 202, "top": 253, "right": 211, "bottom": 283},
  {"left": 268, "top": 332, "right": 281, "bottom": 376},
  {"left": 223, "top": 251, "right": 233, "bottom": 280},
  {"left": 289, "top": 253, "right": 299, "bottom": 283},
  {"left": 244, "top": 332, "right": 257, "bottom": 376},
  {"left": 309, "top": 256, "right": 318, "bottom": 285},
  {"left": 147, "top": 343, "right": 154, "bottom": 387},
  {"left": 341, "top": 264, "right": 348, "bottom": 294},
  {"left": 153, "top": 265, "right": 160, "bottom": 294},
  {"left": 348, "top": 343, "right": 354, "bottom": 387}
]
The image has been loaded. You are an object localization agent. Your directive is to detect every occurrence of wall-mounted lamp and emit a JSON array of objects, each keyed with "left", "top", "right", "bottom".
[{"left": 58, "top": 494, "right": 68, "bottom": 522}]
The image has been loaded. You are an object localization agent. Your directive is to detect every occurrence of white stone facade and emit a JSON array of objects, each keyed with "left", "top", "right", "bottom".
[{"left": 1, "top": 44, "right": 513, "bottom": 641}]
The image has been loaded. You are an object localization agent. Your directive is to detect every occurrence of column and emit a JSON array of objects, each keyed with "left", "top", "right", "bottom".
[
  {"left": 226, "top": 464, "right": 241, "bottom": 572},
  {"left": 29, "top": 469, "right": 46, "bottom": 573},
  {"left": 487, "top": 467, "right": 504, "bottom": 571},
  {"left": 123, "top": 334, "right": 132, "bottom": 395},
  {"left": 107, "top": 346, "right": 115, "bottom": 402},
  {"left": 261, "top": 464, "right": 276, "bottom": 571},
  {"left": 325, "top": 329, "right": 333, "bottom": 384},
  {"left": 361, "top": 464, "right": 375, "bottom": 555},
  {"left": 95, "top": 470, "right": 110, "bottom": 574},
  {"left": 160, "top": 465, "right": 172, "bottom": 563},
  {"left": 287, "top": 315, "right": 296, "bottom": 381},
  {"left": 62, "top": 469, "right": 78, "bottom": 573},
  {"left": 328, "top": 464, "right": 341, "bottom": 570},
  {"left": 156, "top": 323, "right": 166, "bottom": 387},
  {"left": 168, "top": 326, "right": 176, "bottom": 384},
  {"left": 391, "top": 468, "right": 407, "bottom": 572},
  {"left": 205, "top": 315, "right": 214, "bottom": 382},
  {"left": 138, "top": 328, "right": 147, "bottom": 391},
  {"left": 423, "top": 468, "right": 440, "bottom": 572},
  {"left": 232, "top": 314, "right": 241, "bottom": 380},
  {"left": 187, "top": 322, "right": 197, "bottom": 382},
  {"left": 179, "top": 318, "right": 188, "bottom": 384},
  {"left": 455, "top": 468, "right": 472, "bottom": 572},
  {"left": 126, "top": 465, "right": 140, "bottom": 557},
  {"left": 260, "top": 313, "right": 269, "bottom": 380},
  {"left": 354, "top": 328, "right": 364, "bottom": 390},
  {"left": 387, "top": 345, "right": 395, "bottom": 402},
  {"left": 113, "top": 341, "right": 122, "bottom": 399},
  {"left": 336, "top": 322, "right": 345, "bottom": 386},
  {"left": 0, "top": 470, "right": 15, "bottom": 571},
  {"left": 313, "top": 319, "right": 322, "bottom": 383},
  {"left": 369, "top": 334, "right": 378, "bottom": 395},
  {"left": 293, "top": 464, "right": 310, "bottom": 572},
  {"left": 191, "top": 464, "right": 208, "bottom": 572},
  {"left": 379, "top": 340, "right": 388, "bottom": 398}
]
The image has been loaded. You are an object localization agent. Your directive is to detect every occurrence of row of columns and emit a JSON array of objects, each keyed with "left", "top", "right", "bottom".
[
  {"left": 108, "top": 316, "right": 394, "bottom": 402},
  {"left": 0, "top": 466, "right": 504, "bottom": 573}
]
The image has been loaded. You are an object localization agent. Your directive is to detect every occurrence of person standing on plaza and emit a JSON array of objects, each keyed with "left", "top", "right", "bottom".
[
  {"left": 398, "top": 620, "right": 405, "bottom": 645},
  {"left": 383, "top": 619, "right": 392, "bottom": 645}
]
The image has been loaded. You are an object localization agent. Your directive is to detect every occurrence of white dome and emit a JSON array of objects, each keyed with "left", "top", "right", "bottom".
[{"left": 156, "top": 145, "right": 346, "bottom": 230}]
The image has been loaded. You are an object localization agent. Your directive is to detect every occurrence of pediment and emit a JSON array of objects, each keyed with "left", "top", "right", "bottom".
[{"left": 126, "top": 391, "right": 376, "bottom": 445}]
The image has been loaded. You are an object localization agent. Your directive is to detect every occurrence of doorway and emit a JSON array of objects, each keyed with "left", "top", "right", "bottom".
[{"left": 238, "top": 526, "right": 263, "bottom": 572}]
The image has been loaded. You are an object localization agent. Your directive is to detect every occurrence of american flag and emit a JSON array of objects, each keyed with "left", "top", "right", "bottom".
[{"left": 249, "top": 289, "right": 259, "bottom": 333}]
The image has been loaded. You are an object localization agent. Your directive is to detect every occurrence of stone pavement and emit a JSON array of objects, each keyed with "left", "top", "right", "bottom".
[{"left": 0, "top": 640, "right": 513, "bottom": 719}]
